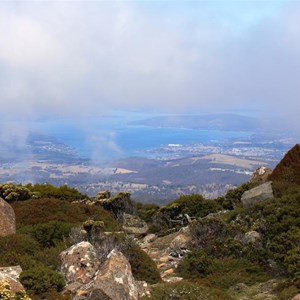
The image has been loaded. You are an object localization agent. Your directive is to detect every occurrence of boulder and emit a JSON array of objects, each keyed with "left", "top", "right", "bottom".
[
  {"left": 0, "top": 197, "right": 16, "bottom": 237},
  {"left": 122, "top": 214, "right": 148, "bottom": 236},
  {"left": 251, "top": 167, "right": 273, "bottom": 184},
  {"left": 60, "top": 241, "right": 100, "bottom": 286},
  {"left": 292, "top": 295, "right": 300, "bottom": 300},
  {"left": 89, "top": 249, "right": 138, "bottom": 300},
  {"left": 243, "top": 231, "right": 261, "bottom": 245},
  {"left": 170, "top": 227, "right": 191, "bottom": 250},
  {"left": 241, "top": 182, "right": 274, "bottom": 208}
]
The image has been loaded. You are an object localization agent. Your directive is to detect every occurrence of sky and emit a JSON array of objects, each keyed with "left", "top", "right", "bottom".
[{"left": 0, "top": 1, "right": 300, "bottom": 124}]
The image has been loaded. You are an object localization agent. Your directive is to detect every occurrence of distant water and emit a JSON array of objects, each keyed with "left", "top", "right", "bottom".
[{"left": 29, "top": 112, "right": 252, "bottom": 160}]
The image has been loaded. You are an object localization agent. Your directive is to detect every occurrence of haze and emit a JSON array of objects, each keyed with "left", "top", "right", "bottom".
[{"left": 0, "top": 0, "right": 299, "bottom": 140}]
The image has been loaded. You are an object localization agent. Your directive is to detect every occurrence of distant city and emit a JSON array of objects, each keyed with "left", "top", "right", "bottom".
[{"left": 0, "top": 113, "right": 297, "bottom": 203}]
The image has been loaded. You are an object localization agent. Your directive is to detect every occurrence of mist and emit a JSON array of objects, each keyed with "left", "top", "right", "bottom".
[{"left": 0, "top": 0, "right": 299, "bottom": 157}]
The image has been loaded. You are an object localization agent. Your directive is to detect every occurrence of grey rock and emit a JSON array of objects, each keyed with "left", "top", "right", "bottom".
[
  {"left": 243, "top": 231, "right": 261, "bottom": 245},
  {"left": 241, "top": 182, "right": 273, "bottom": 207},
  {"left": 122, "top": 213, "right": 148, "bottom": 236}
]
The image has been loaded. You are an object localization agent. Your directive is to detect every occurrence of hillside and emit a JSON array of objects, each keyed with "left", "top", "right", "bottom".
[
  {"left": 0, "top": 144, "right": 300, "bottom": 299},
  {"left": 269, "top": 144, "right": 300, "bottom": 184}
]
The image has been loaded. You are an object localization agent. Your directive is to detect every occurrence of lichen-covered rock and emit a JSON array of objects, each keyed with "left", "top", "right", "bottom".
[
  {"left": 122, "top": 214, "right": 148, "bottom": 236},
  {"left": 0, "top": 266, "right": 22, "bottom": 280},
  {"left": 0, "top": 197, "right": 16, "bottom": 237},
  {"left": 251, "top": 167, "right": 273, "bottom": 184},
  {"left": 0, "top": 278, "right": 31, "bottom": 300},
  {"left": 90, "top": 249, "right": 138, "bottom": 300},
  {"left": 242, "top": 231, "right": 261, "bottom": 245},
  {"left": 241, "top": 182, "right": 274, "bottom": 208},
  {"left": 60, "top": 241, "right": 100, "bottom": 286},
  {"left": 0, "top": 272, "right": 25, "bottom": 294}
]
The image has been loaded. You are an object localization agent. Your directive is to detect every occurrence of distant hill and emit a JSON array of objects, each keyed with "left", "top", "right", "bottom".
[
  {"left": 269, "top": 143, "right": 300, "bottom": 184},
  {"left": 129, "top": 114, "right": 263, "bottom": 132}
]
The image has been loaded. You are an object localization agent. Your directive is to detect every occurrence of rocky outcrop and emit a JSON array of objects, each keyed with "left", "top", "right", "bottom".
[
  {"left": 241, "top": 182, "right": 274, "bottom": 208},
  {"left": 61, "top": 242, "right": 148, "bottom": 300},
  {"left": 269, "top": 144, "right": 300, "bottom": 184},
  {"left": 60, "top": 241, "right": 100, "bottom": 286},
  {"left": 0, "top": 197, "right": 16, "bottom": 237},
  {"left": 251, "top": 167, "right": 272, "bottom": 184},
  {"left": 89, "top": 249, "right": 138, "bottom": 300},
  {"left": 122, "top": 214, "right": 148, "bottom": 236}
]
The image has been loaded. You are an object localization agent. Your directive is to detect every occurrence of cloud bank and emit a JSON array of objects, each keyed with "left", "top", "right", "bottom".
[{"left": 0, "top": 1, "right": 299, "bottom": 121}]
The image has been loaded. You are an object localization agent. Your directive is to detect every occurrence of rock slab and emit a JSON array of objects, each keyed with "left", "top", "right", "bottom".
[
  {"left": 0, "top": 197, "right": 16, "bottom": 237},
  {"left": 241, "top": 182, "right": 274, "bottom": 208}
]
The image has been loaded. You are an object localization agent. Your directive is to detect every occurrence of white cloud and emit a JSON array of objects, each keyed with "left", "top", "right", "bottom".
[{"left": 0, "top": 0, "right": 299, "bottom": 121}]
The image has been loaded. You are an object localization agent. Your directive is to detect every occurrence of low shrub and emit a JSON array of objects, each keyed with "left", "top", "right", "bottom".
[
  {"left": 177, "top": 250, "right": 215, "bottom": 279},
  {"left": 19, "top": 221, "right": 73, "bottom": 248},
  {"left": 20, "top": 266, "right": 65, "bottom": 295},
  {"left": 141, "top": 280, "right": 233, "bottom": 300},
  {"left": 12, "top": 198, "right": 118, "bottom": 231}
]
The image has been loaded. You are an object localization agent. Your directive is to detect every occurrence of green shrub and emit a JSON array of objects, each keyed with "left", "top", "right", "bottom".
[
  {"left": 124, "top": 242, "right": 161, "bottom": 284},
  {"left": 25, "top": 183, "right": 86, "bottom": 201},
  {"left": 0, "top": 234, "right": 40, "bottom": 256},
  {"left": 20, "top": 266, "right": 65, "bottom": 295},
  {"left": 19, "top": 221, "right": 73, "bottom": 248},
  {"left": 206, "top": 257, "right": 269, "bottom": 289},
  {"left": 217, "top": 182, "right": 257, "bottom": 209},
  {"left": 141, "top": 280, "right": 233, "bottom": 300},
  {"left": 284, "top": 247, "right": 300, "bottom": 276},
  {"left": 136, "top": 202, "right": 160, "bottom": 224},
  {"left": 0, "top": 183, "right": 31, "bottom": 202},
  {"left": 177, "top": 250, "right": 215, "bottom": 278},
  {"left": 12, "top": 198, "right": 118, "bottom": 231},
  {"left": 268, "top": 227, "right": 300, "bottom": 262},
  {"left": 32, "top": 242, "right": 67, "bottom": 270}
]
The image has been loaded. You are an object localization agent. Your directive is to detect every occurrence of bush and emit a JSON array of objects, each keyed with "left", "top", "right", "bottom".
[
  {"left": 0, "top": 234, "right": 40, "bottom": 256},
  {"left": 12, "top": 198, "right": 118, "bottom": 231},
  {"left": 25, "top": 183, "right": 87, "bottom": 201},
  {"left": 177, "top": 250, "right": 215, "bottom": 278},
  {"left": 19, "top": 221, "right": 73, "bottom": 248},
  {"left": 141, "top": 281, "right": 233, "bottom": 300},
  {"left": 0, "top": 183, "right": 31, "bottom": 202},
  {"left": 124, "top": 242, "right": 161, "bottom": 284},
  {"left": 268, "top": 227, "right": 300, "bottom": 262},
  {"left": 20, "top": 266, "right": 65, "bottom": 295},
  {"left": 206, "top": 257, "right": 269, "bottom": 289},
  {"left": 217, "top": 182, "right": 257, "bottom": 210},
  {"left": 284, "top": 247, "right": 300, "bottom": 276}
]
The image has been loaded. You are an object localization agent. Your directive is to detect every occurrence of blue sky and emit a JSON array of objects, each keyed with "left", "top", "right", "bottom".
[{"left": 0, "top": 0, "right": 299, "bottom": 123}]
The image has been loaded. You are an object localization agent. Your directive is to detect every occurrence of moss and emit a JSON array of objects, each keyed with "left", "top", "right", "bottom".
[{"left": 0, "top": 280, "right": 31, "bottom": 300}]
